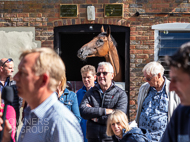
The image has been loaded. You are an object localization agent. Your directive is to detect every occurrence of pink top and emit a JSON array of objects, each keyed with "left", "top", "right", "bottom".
[{"left": 1, "top": 104, "right": 16, "bottom": 142}]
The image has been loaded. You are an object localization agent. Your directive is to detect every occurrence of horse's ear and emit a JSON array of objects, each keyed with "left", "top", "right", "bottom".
[
  {"left": 106, "top": 26, "right": 111, "bottom": 37},
  {"left": 101, "top": 25, "right": 105, "bottom": 33}
]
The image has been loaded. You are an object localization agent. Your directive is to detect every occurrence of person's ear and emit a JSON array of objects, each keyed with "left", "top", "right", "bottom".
[
  {"left": 40, "top": 73, "right": 49, "bottom": 87},
  {"left": 111, "top": 73, "right": 114, "bottom": 79},
  {"left": 94, "top": 75, "right": 97, "bottom": 81},
  {"left": 0, "top": 66, "right": 3, "bottom": 71},
  {"left": 158, "top": 73, "right": 162, "bottom": 78}
]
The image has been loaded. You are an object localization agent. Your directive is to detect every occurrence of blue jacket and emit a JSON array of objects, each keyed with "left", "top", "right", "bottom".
[
  {"left": 112, "top": 127, "right": 151, "bottom": 142},
  {"left": 161, "top": 104, "right": 190, "bottom": 142},
  {"left": 58, "top": 88, "right": 81, "bottom": 122},
  {"left": 77, "top": 85, "right": 88, "bottom": 142}
]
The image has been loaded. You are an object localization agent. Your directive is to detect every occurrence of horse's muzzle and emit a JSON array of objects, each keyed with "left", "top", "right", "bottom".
[{"left": 77, "top": 49, "right": 86, "bottom": 60}]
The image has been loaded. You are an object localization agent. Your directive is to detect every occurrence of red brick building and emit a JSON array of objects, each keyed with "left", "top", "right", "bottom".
[{"left": 1, "top": 0, "right": 189, "bottom": 120}]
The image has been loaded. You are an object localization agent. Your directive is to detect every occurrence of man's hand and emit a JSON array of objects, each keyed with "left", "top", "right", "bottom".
[
  {"left": 91, "top": 118, "right": 98, "bottom": 122},
  {"left": 0, "top": 112, "right": 12, "bottom": 142},
  {"left": 86, "top": 104, "right": 113, "bottom": 122},
  {"left": 91, "top": 109, "right": 113, "bottom": 122},
  {"left": 106, "top": 109, "right": 113, "bottom": 115},
  {"left": 86, "top": 104, "right": 98, "bottom": 122},
  {"left": 86, "top": 104, "right": 92, "bottom": 107}
]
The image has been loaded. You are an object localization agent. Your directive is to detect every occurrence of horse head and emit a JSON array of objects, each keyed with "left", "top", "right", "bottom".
[
  {"left": 77, "top": 26, "right": 114, "bottom": 60},
  {"left": 77, "top": 26, "right": 122, "bottom": 82}
]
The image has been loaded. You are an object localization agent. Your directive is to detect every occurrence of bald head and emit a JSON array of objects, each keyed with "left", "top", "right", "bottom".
[
  {"left": 0, "top": 58, "right": 14, "bottom": 78},
  {"left": 0, "top": 58, "right": 8, "bottom": 66}
]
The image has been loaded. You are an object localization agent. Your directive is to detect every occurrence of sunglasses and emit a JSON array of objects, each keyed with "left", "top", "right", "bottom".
[
  {"left": 1, "top": 58, "right": 13, "bottom": 67},
  {"left": 144, "top": 74, "right": 157, "bottom": 81},
  {"left": 97, "top": 72, "right": 110, "bottom": 76}
]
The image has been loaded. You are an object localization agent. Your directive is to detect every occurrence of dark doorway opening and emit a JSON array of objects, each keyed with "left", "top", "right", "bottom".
[
  {"left": 59, "top": 32, "right": 126, "bottom": 81},
  {"left": 54, "top": 24, "right": 130, "bottom": 108}
]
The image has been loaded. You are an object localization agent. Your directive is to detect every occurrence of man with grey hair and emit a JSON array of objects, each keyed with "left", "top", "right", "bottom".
[
  {"left": 135, "top": 61, "right": 180, "bottom": 142},
  {"left": 0, "top": 48, "right": 83, "bottom": 142},
  {"left": 80, "top": 61, "right": 128, "bottom": 142}
]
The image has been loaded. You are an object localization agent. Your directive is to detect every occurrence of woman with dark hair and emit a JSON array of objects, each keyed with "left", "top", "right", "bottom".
[
  {"left": 106, "top": 110, "right": 151, "bottom": 142},
  {"left": 56, "top": 77, "right": 81, "bottom": 122}
]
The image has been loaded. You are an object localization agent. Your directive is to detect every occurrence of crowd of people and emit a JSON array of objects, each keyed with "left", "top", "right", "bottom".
[{"left": 0, "top": 41, "right": 189, "bottom": 142}]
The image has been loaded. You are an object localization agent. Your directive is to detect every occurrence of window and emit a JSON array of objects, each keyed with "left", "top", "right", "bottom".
[{"left": 152, "top": 23, "right": 190, "bottom": 78}]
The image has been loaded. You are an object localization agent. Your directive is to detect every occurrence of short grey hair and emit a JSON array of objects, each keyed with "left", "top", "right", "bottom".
[
  {"left": 142, "top": 61, "right": 165, "bottom": 76},
  {"left": 98, "top": 62, "right": 114, "bottom": 73}
]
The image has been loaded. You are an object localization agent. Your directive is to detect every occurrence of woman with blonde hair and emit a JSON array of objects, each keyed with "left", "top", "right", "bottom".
[
  {"left": 106, "top": 110, "right": 151, "bottom": 142},
  {"left": 56, "top": 76, "right": 81, "bottom": 122}
]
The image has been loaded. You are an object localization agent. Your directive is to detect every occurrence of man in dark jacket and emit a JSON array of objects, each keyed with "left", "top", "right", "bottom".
[
  {"left": 161, "top": 42, "right": 190, "bottom": 142},
  {"left": 0, "top": 58, "right": 21, "bottom": 125},
  {"left": 80, "top": 62, "right": 128, "bottom": 142}
]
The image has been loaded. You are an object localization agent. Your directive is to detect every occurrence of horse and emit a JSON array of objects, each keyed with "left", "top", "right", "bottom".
[{"left": 77, "top": 26, "right": 122, "bottom": 82}]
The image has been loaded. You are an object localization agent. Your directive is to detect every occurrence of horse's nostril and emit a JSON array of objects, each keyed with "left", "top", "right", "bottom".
[{"left": 77, "top": 49, "right": 83, "bottom": 57}]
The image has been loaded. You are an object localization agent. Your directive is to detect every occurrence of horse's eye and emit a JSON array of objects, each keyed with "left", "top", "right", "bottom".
[
  {"left": 99, "top": 39, "right": 103, "bottom": 42},
  {"left": 96, "top": 39, "right": 104, "bottom": 46}
]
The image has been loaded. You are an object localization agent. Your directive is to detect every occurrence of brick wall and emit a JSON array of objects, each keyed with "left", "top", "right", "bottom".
[{"left": 0, "top": 0, "right": 190, "bottom": 120}]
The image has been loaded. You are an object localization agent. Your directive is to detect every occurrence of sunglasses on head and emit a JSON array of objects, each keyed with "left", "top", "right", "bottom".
[
  {"left": 97, "top": 72, "right": 110, "bottom": 76},
  {"left": 1, "top": 58, "right": 13, "bottom": 67}
]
